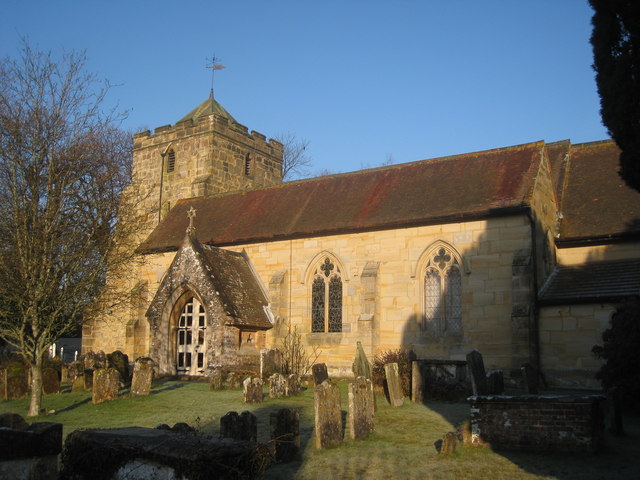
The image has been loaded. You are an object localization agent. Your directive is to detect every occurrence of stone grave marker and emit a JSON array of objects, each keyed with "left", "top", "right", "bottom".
[
  {"left": 243, "top": 377, "right": 263, "bottom": 403},
  {"left": 348, "top": 376, "right": 375, "bottom": 440},
  {"left": 521, "top": 362, "right": 538, "bottom": 394},
  {"left": 486, "top": 370, "right": 505, "bottom": 395},
  {"left": 92, "top": 368, "right": 120, "bottom": 404},
  {"left": 270, "top": 408, "right": 300, "bottom": 462},
  {"left": 352, "top": 341, "right": 372, "bottom": 379},
  {"left": 260, "top": 348, "right": 283, "bottom": 378},
  {"left": 83, "top": 369, "right": 94, "bottom": 391},
  {"left": 219, "top": 411, "right": 257, "bottom": 443},
  {"left": 0, "top": 368, "right": 5, "bottom": 400},
  {"left": 269, "top": 373, "right": 286, "bottom": 398},
  {"left": 71, "top": 374, "right": 85, "bottom": 392},
  {"left": 42, "top": 367, "right": 60, "bottom": 395},
  {"left": 384, "top": 362, "right": 404, "bottom": 407},
  {"left": 209, "top": 369, "right": 225, "bottom": 391},
  {"left": 466, "top": 350, "right": 488, "bottom": 395},
  {"left": 107, "top": 350, "right": 130, "bottom": 385},
  {"left": 5, "top": 361, "right": 29, "bottom": 400},
  {"left": 411, "top": 360, "right": 425, "bottom": 403},
  {"left": 61, "top": 362, "right": 82, "bottom": 384},
  {"left": 314, "top": 380, "right": 343, "bottom": 449},
  {"left": 130, "top": 357, "right": 154, "bottom": 397},
  {"left": 436, "top": 432, "right": 458, "bottom": 455},
  {"left": 83, "top": 350, "right": 106, "bottom": 370},
  {"left": 285, "top": 374, "right": 301, "bottom": 396},
  {"left": 312, "top": 363, "right": 328, "bottom": 386}
]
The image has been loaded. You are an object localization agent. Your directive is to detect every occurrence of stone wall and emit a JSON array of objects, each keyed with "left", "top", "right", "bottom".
[{"left": 469, "top": 395, "right": 605, "bottom": 453}]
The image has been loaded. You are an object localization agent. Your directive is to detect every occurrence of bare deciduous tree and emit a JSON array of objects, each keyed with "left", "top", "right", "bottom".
[
  {"left": 275, "top": 132, "right": 312, "bottom": 180},
  {"left": 0, "top": 42, "right": 143, "bottom": 416}
]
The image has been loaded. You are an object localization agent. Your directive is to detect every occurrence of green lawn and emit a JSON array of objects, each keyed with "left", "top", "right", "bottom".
[{"left": 2, "top": 380, "right": 639, "bottom": 480}]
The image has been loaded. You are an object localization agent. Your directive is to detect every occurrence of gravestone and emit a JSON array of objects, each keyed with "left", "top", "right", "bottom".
[
  {"left": 285, "top": 374, "right": 301, "bottom": 396},
  {"left": 314, "top": 380, "right": 343, "bottom": 448},
  {"left": 260, "top": 348, "right": 283, "bottom": 378},
  {"left": 107, "top": 350, "right": 130, "bottom": 385},
  {"left": 348, "top": 376, "right": 375, "bottom": 440},
  {"left": 466, "top": 350, "right": 488, "bottom": 395},
  {"left": 0, "top": 369, "right": 5, "bottom": 399},
  {"left": 0, "top": 412, "right": 29, "bottom": 430},
  {"left": 42, "top": 367, "right": 60, "bottom": 395},
  {"left": 92, "top": 368, "right": 120, "bottom": 404},
  {"left": 352, "top": 341, "right": 372, "bottom": 379},
  {"left": 411, "top": 361, "right": 425, "bottom": 403},
  {"left": 486, "top": 370, "right": 505, "bottom": 395},
  {"left": 83, "top": 350, "right": 106, "bottom": 370},
  {"left": 83, "top": 369, "right": 94, "bottom": 391},
  {"left": 61, "top": 362, "right": 82, "bottom": 384},
  {"left": 71, "top": 374, "right": 85, "bottom": 392},
  {"left": 269, "top": 373, "right": 286, "bottom": 398},
  {"left": 243, "top": 377, "right": 263, "bottom": 403},
  {"left": 5, "top": 361, "right": 29, "bottom": 400},
  {"left": 312, "top": 363, "right": 329, "bottom": 386},
  {"left": 270, "top": 408, "right": 300, "bottom": 462},
  {"left": 209, "top": 369, "right": 225, "bottom": 391},
  {"left": 130, "top": 357, "right": 154, "bottom": 397},
  {"left": 436, "top": 432, "right": 457, "bottom": 455},
  {"left": 521, "top": 362, "right": 538, "bottom": 394},
  {"left": 220, "top": 411, "right": 257, "bottom": 443},
  {"left": 384, "top": 362, "right": 404, "bottom": 407}
]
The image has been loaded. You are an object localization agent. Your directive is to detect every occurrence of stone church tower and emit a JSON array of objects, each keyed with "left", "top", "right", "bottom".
[{"left": 132, "top": 94, "right": 284, "bottom": 233}]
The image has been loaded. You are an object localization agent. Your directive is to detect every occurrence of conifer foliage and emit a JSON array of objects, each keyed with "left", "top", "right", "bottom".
[{"left": 590, "top": 1, "right": 640, "bottom": 191}]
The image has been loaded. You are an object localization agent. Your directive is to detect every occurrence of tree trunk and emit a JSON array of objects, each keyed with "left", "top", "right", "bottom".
[{"left": 27, "top": 355, "right": 43, "bottom": 417}]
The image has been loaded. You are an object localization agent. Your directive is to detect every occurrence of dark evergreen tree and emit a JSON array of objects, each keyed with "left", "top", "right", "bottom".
[{"left": 590, "top": 1, "right": 640, "bottom": 191}]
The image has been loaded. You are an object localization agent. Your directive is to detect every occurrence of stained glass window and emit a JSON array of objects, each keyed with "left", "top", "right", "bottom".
[
  {"left": 423, "top": 246, "right": 463, "bottom": 334},
  {"left": 311, "top": 257, "right": 343, "bottom": 333}
]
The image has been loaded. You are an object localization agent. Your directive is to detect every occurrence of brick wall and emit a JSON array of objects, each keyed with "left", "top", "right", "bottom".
[{"left": 469, "top": 395, "right": 605, "bottom": 453}]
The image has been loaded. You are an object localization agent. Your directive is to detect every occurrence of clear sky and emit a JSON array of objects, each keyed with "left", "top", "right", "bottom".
[{"left": 2, "top": 0, "right": 607, "bottom": 177}]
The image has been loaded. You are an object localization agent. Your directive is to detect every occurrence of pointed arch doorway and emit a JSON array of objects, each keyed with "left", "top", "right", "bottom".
[{"left": 176, "top": 296, "right": 207, "bottom": 375}]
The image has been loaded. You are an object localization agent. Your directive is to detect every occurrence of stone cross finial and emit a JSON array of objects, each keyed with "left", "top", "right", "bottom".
[{"left": 187, "top": 207, "right": 197, "bottom": 236}]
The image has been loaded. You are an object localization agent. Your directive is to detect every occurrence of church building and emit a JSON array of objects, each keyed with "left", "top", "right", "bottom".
[{"left": 83, "top": 95, "right": 640, "bottom": 389}]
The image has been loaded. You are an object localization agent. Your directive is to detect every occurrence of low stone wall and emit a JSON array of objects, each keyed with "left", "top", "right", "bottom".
[{"left": 469, "top": 395, "right": 605, "bottom": 454}]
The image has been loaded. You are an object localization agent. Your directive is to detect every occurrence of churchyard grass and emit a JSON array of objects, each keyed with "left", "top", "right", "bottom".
[{"left": 1, "top": 379, "right": 639, "bottom": 479}]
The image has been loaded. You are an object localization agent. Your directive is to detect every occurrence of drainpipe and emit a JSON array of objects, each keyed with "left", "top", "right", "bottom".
[
  {"left": 158, "top": 153, "right": 165, "bottom": 225},
  {"left": 527, "top": 212, "right": 542, "bottom": 380}
]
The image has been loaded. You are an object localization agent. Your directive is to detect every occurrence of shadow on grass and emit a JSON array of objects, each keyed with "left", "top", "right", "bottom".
[
  {"left": 55, "top": 397, "right": 91, "bottom": 414},
  {"left": 149, "top": 381, "right": 188, "bottom": 395}
]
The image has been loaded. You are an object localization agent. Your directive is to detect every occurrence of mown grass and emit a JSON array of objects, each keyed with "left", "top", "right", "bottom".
[{"left": 2, "top": 380, "right": 639, "bottom": 479}]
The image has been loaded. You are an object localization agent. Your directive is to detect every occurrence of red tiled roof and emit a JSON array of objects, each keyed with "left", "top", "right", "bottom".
[
  {"left": 138, "top": 141, "right": 543, "bottom": 253},
  {"left": 557, "top": 140, "right": 640, "bottom": 244}
]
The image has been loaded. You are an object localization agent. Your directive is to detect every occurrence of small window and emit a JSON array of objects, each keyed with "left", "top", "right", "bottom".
[
  {"left": 166, "top": 149, "right": 176, "bottom": 173},
  {"left": 244, "top": 153, "right": 252, "bottom": 176}
]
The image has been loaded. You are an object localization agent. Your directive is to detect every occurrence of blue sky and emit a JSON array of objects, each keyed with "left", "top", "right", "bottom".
[{"left": 2, "top": 1, "right": 607, "bottom": 176}]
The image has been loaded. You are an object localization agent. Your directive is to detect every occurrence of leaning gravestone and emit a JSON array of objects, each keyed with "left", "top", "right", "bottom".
[
  {"left": 270, "top": 408, "right": 300, "bottom": 462},
  {"left": 219, "top": 411, "right": 257, "bottom": 443},
  {"left": 521, "top": 362, "right": 538, "bottom": 394},
  {"left": 486, "top": 370, "right": 505, "bottom": 395},
  {"left": 42, "top": 367, "right": 60, "bottom": 395},
  {"left": 260, "top": 348, "right": 283, "bottom": 379},
  {"left": 5, "top": 361, "right": 29, "bottom": 400},
  {"left": 466, "top": 350, "right": 488, "bottom": 395},
  {"left": 107, "top": 350, "right": 130, "bottom": 385},
  {"left": 411, "top": 361, "right": 425, "bottom": 403},
  {"left": 285, "top": 374, "right": 301, "bottom": 396},
  {"left": 243, "top": 377, "right": 263, "bottom": 403},
  {"left": 312, "top": 363, "right": 329, "bottom": 385},
  {"left": 92, "top": 368, "right": 120, "bottom": 404},
  {"left": 352, "top": 341, "right": 372, "bottom": 379},
  {"left": 314, "top": 380, "right": 343, "bottom": 449},
  {"left": 269, "top": 373, "right": 286, "bottom": 398},
  {"left": 130, "top": 357, "right": 154, "bottom": 397},
  {"left": 348, "top": 376, "right": 375, "bottom": 440},
  {"left": 384, "top": 362, "right": 404, "bottom": 407}
]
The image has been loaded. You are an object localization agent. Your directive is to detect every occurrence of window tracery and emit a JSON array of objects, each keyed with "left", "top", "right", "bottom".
[
  {"left": 311, "top": 257, "right": 343, "bottom": 332},
  {"left": 423, "top": 246, "right": 462, "bottom": 334}
]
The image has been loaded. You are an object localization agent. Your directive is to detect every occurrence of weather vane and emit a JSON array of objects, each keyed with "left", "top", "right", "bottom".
[
  {"left": 206, "top": 54, "right": 226, "bottom": 99},
  {"left": 187, "top": 207, "right": 197, "bottom": 236}
]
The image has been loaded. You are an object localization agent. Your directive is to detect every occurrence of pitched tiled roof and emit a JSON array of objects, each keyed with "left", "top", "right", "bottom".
[
  {"left": 138, "top": 141, "right": 543, "bottom": 253},
  {"left": 540, "top": 259, "right": 640, "bottom": 305},
  {"left": 556, "top": 140, "right": 640, "bottom": 244}
]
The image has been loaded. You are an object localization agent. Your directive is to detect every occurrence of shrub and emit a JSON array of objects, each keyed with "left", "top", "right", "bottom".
[
  {"left": 372, "top": 348, "right": 415, "bottom": 397},
  {"left": 280, "top": 326, "right": 319, "bottom": 376},
  {"left": 592, "top": 297, "right": 640, "bottom": 411}
]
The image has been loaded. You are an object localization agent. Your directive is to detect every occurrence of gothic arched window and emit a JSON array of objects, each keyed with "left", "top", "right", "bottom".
[
  {"left": 423, "top": 247, "right": 462, "bottom": 334},
  {"left": 311, "top": 257, "right": 343, "bottom": 333}
]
